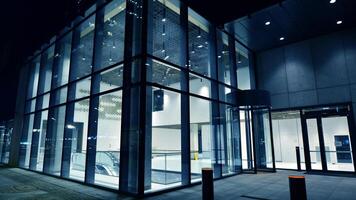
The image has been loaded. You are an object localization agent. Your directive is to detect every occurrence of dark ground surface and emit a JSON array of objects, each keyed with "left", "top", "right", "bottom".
[{"left": 1, "top": 165, "right": 356, "bottom": 200}]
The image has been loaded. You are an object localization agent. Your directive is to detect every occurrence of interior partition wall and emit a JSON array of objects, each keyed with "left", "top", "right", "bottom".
[{"left": 16, "top": 0, "right": 263, "bottom": 196}]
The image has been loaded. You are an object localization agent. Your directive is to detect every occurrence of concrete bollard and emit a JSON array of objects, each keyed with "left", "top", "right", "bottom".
[
  {"left": 202, "top": 168, "right": 214, "bottom": 200},
  {"left": 289, "top": 176, "right": 307, "bottom": 200}
]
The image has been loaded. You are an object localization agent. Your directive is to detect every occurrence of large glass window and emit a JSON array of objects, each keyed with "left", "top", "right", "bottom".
[
  {"left": 150, "top": 87, "right": 182, "bottom": 190},
  {"left": 63, "top": 99, "right": 90, "bottom": 181},
  {"left": 151, "top": 0, "right": 182, "bottom": 66},
  {"left": 27, "top": 56, "right": 41, "bottom": 99},
  {"left": 93, "top": 64, "right": 123, "bottom": 94},
  {"left": 94, "top": 91, "right": 122, "bottom": 188},
  {"left": 52, "top": 33, "right": 72, "bottom": 88},
  {"left": 236, "top": 42, "right": 251, "bottom": 90},
  {"left": 68, "top": 77, "right": 92, "bottom": 101},
  {"left": 272, "top": 111, "right": 305, "bottom": 170},
  {"left": 94, "top": 0, "right": 126, "bottom": 71},
  {"left": 149, "top": 59, "right": 181, "bottom": 90},
  {"left": 44, "top": 105, "right": 66, "bottom": 176},
  {"left": 29, "top": 110, "right": 49, "bottom": 171},
  {"left": 70, "top": 15, "right": 96, "bottom": 81},
  {"left": 188, "top": 8, "right": 211, "bottom": 77},
  {"left": 19, "top": 114, "right": 35, "bottom": 168},
  {"left": 217, "top": 31, "right": 232, "bottom": 86},
  {"left": 38, "top": 46, "right": 55, "bottom": 95},
  {"left": 190, "top": 96, "right": 214, "bottom": 181}
]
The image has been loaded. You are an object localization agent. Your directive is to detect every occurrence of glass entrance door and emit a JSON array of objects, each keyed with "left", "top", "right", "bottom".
[
  {"left": 302, "top": 106, "right": 355, "bottom": 173},
  {"left": 321, "top": 116, "right": 354, "bottom": 172}
]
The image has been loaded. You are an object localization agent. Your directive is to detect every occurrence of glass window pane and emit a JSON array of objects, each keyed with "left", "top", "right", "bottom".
[
  {"left": 190, "top": 96, "right": 213, "bottom": 180},
  {"left": 94, "top": 0, "right": 126, "bottom": 71},
  {"left": 188, "top": 8, "right": 211, "bottom": 77},
  {"left": 70, "top": 16, "right": 96, "bottom": 80},
  {"left": 36, "top": 94, "right": 50, "bottom": 110},
  {"left": 27, "top": 56, "right": 41, "bottom": 99},
  {"left": 38, "top": 46, "right": 55, "bottom": 94},
  {"left": 189, "top": 73, "right": 211, "bottom": 98},
  {"left": 65, "top": 99, "right": 90, "bottom": 181},
  {"left": 19, "top": 114, "right": 35, "bottom": 168},
  {"left": 52, "top": 87, "right": 68, "bottom": 106},
  {"left": 68, "top": 77, "right": 91, "bottom": 101},
  {"left": 322, "top": 116, "right": 354, "bottom": 172},
  {"left": 94, "top": 64, "right": 123, "bottom": 94},
  {"left": 30, "top": 110, "right": 48, "bottom": 171},
  {"left": 307, "top": 118, "right": 323, "bottom": 170},
  {"left": 52, "top": 33, "right": 72, "bottom": 88},
  {"left": 44, "top": 105, "right": 66, "bottom": 176},
  {"left": 217, "top": 32, "right": 232, "bottom": 85},
  {"left": 25, "top": 99, "right": 37, "bottom": 114},
  {"left": 236, "top": 42, "right": 251, "bottom": 90},
  {"left": 150, "top": 87, "right": 181, "bottom": 190},
  {"left": 151, "top": 0, "right": 182, "bottom": 66},
  {"left": 149, "top": 59, "right": 181, "bottom": 90},
  {"left": 94, "top": 91, "right": 122, "bottom": 188}
]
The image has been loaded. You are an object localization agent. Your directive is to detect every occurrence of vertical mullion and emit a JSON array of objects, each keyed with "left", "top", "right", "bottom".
[
  {"left": 85, "top": 1, "right": 103, "bottom": 184},
  {"left": 180, "top": 2, "right": 190, "bottom": 186},
  {"left": 300, "top": 110, "right": 312, "bottom": 171},
  {"left": 317, "top": 116, "right": 328, "bottom": 172}
]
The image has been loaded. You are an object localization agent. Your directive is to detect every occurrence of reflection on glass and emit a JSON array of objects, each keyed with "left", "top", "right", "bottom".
[
  {"left": 236, "top": 42, "right": 251, "bottom": 90},
  {"left": 44, "top": 106, "right": 66, "bottom": 176},
  {"left": 94, "top": 64, "right": 123, "bottom": 94},
  {"left": 70, "top": 16, "right": 96, "bottom": 80},
  {"left": 68, "top": 77, "right": 92, "bottom": 101},
  {"left": 189, "top": 73, "right": 211, "bottom": 98},
  {"left": 94, "top": 91, "right": 122, "bottom": 188},
  {"left": 64, "top": 99, "right": 90, "bottom": 181},
  {"left": 151, "top": 0, "right": 182, "bottom": 66},
  {"left": 94, "top": 0, "right": 126, "bottom": 71},
  {"left": 150, "top": 59, "right": 181, "bottom": 90},
  {"left": 27, "top": 56, "right": 41, "bottom": 99},
  {"left": 322, "top": 116, "right": 354, "bottom": 172},
  {"left": 272, "top": 111, "right": 305, "bottom": 170},
  {"left": 150, "top": 87, "right": 182, "bottom": 190},
  {"left": 52, "top": 33, "right": 72, "bottom": 88},
  {"left": 19, "top": 114, "right": 35, "bottom": 168},
  {"left": 217, "top": 31, "right": 232, "bottom": 85},
  {"left": 307, "top": 118, "right": 322, "bottom": 170},
  {"left": 253, "top": 109, "right": 273, "bottom": 169},
  {"left": 190, "top": 96, "right": 213, "bottom": 180},
  {"left": 30, "top": 110, "right": 48, "bottom": 171},
  {"left": 188, "top": 8, "right": 211, "bottom": 77},
  {"left": 52, "top": 87, "right": 68, "bottom": 106},
  {"left": 38, "top": 46, "right": 55, "bottom": 95}
]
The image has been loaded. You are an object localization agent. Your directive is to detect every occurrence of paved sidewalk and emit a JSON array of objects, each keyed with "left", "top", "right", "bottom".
[{"left": 1, "top": 165, "right": 356, "bottom": 200}]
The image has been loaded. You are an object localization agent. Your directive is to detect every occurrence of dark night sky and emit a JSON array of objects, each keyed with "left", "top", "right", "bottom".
[{"left": 0, "top": 0, "right": 279, "bottom": 120}]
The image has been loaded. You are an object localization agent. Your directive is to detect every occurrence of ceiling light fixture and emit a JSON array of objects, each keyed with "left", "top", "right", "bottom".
[
  {"left": 337, "top": 20, "right": 343, "bottom": 25},
  {"left": 330, "top": 0, "right": 336, "bottom": 4},
  {"left": 280, "top": 37, "right": 285, "bottom": 41},
  {"left": 265, "top": 21, "right": 271, "bottom": 26}
]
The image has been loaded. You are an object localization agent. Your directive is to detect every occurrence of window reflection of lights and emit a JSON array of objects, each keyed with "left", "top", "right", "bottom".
[
  {"left": 197, "top": 45, "right": 203, "bottom": 48},
  {"left": 218, "top": 55, "right": 222, "bottom": 58},
  {"left": 107, "top": 31, "right": 113, "bottom": 36},
  {"left": 112, "top": 97, "right": 120, "bottom": 102},
  {"left": 164, "top": 55, "right": 170, "bottom": 60},
  {"left": 66, "top": 124, "right": 76, "bottom": 129},
  {"left": 162, "top": 24, "right": 166, "bottom": 36},
  {"left": 82, "top": 57, "right": 86, "bottom": 61}
]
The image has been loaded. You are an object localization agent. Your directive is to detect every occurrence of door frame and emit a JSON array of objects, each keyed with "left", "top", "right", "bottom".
[{"left": 301, "top": 104, "right": 356, "bottom": 173}]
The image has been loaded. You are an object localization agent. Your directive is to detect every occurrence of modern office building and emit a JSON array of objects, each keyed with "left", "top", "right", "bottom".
[{"left": 7, "top": 0, "right": 356, "bottom": 197}]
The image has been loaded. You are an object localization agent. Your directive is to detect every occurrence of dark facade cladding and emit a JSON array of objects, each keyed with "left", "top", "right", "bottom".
[{"left": 10, "top": 0, "right": 275, "bottom": 196}]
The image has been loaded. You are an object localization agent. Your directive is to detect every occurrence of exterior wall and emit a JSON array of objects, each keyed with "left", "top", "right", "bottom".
[{"left": 256, "top": 27, "right": 356, "bottom": 122}]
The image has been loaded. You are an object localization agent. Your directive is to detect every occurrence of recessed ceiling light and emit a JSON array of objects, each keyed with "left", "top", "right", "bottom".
[
  {"left": 265, "top": 21, "right": 271, "bottom": 26},
  {"left": 330, "top": 0, "right": 336, "bottom": 4},
  {"left": 280, "top": 37, "right": 285, "bottom": 41},
  {"left": 337, "top": 20, "right": 343, "bottom": 24}
]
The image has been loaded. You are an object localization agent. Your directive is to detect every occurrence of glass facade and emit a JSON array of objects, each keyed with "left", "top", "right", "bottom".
[{"left": 17, "top": 0, "right": 268, "bottom": 195}]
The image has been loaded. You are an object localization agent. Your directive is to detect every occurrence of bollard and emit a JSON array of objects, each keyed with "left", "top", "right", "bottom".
[
  {"left": 202, "top": 168, "right": 214, "bottom": 200},
  {"left": 289, "top": 176, "right": 307, "bottom": 200},
  {"left": 296, "top": 146, "right": 301, "bottom": 171}
]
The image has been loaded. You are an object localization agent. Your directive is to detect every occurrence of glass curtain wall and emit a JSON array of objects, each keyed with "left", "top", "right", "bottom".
[
  {"left": 19, "top": 0, "right": 126, "bottom": 190},
  {"left": 18, "top": 0, "right": 260, "bottom": 195}
]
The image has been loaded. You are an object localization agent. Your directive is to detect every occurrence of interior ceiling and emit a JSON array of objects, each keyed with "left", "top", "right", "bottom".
[{"left": 227, "top": 0, "right": 356, "bottom": 52}]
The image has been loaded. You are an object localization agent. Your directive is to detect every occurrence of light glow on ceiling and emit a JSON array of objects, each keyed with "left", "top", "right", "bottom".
[
  {"left": 265, "top": 21, "right": 271, "bottom": 26},
  {"left": 337, "top": 20, "right": 343, "bottom": 25},
  {"left": 279, "top": 37, "right": 285, "bottom": 41},
  {"left": 330, "top": 0, "right": 336, "bottom": 4}
]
